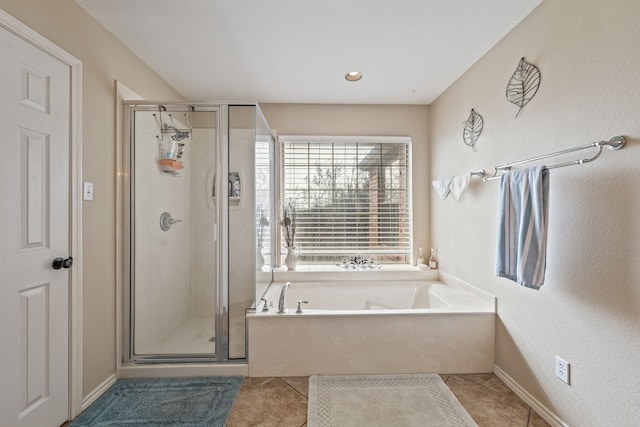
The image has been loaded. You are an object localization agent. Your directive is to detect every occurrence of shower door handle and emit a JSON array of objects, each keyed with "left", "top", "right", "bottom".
[{"left": 207, "top": 168, "right": 216, "bottom": 210}]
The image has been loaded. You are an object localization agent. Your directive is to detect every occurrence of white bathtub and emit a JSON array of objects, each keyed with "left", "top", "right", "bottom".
[
  {"left": 260, "top": 280, "right": 490, "bottom": 312},
  {"left": 247, "top": 279, "right": 496, "bottom": 377}
]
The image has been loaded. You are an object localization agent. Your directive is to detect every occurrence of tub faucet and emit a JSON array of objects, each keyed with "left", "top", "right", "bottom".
[
  {"left": 278, "top": 282, "right": 291, "bottom": 314},
  {"left": 296, "top": 300, "right": 309, "bottom": 314}
]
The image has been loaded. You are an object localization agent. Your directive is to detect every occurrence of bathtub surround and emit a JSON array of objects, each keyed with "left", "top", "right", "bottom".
[
  {"left": 70, "top": 376, "right": 243, "bottom": 426},
  {"left": 248, "top": 277, "right": 495, "bottom": 377},
  {"left": 307, "top": 374, "right": 477, "bottom": 427},
  {"left": 430, "top": 0, "right": 640, "bottom": 425}
]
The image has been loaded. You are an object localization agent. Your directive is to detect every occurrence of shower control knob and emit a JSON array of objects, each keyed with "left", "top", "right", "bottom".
[
  {"left": 52, "top": 256, "right": 73, "bottom": 270},
  {"left": 160, "top": 211, "right": 182, "bottom": 231}
]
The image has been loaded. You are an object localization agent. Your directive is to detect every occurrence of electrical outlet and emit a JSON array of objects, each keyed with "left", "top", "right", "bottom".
[{"left": 555, "top": 356, "right": 570, "bottom": 384}]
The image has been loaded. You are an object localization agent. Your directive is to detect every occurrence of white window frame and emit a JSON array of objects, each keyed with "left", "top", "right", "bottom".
[{"left": 278, "top": 135, "right": 413, "bottom": 265}]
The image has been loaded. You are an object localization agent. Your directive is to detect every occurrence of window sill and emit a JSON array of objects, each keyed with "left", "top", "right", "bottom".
[{"left": 272, "top": 264, "right": 439, "bottom": 282}]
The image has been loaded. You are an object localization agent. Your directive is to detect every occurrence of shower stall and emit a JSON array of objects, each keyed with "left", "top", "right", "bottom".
[{"left": 122, "top": 102, "right": 275, "bottom": 363}]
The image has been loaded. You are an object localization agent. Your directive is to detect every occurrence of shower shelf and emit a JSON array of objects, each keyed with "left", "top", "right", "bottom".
[{"left": 228, "top": 171, "right": 243, "bottom": 208}]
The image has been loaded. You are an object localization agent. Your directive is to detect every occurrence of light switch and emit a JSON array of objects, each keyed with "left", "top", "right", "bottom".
[{"left": 83, "top": 182, "right": 94, "bottom": 200}]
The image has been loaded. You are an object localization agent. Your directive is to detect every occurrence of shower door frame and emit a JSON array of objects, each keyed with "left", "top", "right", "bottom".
[{"left": 122, "top": 101, "right": 231, "bottom": 364}]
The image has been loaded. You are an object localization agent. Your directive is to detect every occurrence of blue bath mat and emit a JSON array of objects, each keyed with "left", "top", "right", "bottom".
[{"left": 71, "top": 376, "right": 244, "bottom": 426}]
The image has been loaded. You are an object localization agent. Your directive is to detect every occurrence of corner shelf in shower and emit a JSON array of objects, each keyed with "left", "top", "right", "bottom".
[
  {"left": 228, "top": 171, "right": 243, "bottom": 209},
  {"left": 207, "top": 169, "right": 244, "bottom": 209}
]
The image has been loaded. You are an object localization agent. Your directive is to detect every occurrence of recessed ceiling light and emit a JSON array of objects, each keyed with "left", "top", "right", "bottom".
[{"left": 345, "top": 71, "right": 363, "bottom": 82}]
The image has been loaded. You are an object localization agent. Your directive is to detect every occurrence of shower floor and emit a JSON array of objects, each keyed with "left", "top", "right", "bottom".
[
  {"left": 148, "top": 314, "right": 246, "bottom": 358},
  {"left": 153, "top": 316, "right": 216, "bottom": 355}
]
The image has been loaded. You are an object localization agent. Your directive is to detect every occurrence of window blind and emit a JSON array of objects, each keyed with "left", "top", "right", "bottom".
[{"left": 280, "top": 137, "right": 412, "bottom": 264}]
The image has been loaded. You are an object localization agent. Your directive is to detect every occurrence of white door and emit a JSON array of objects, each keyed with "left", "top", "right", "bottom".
[{"left": 0, "top": 24, "right": 71, "bottom": 427}]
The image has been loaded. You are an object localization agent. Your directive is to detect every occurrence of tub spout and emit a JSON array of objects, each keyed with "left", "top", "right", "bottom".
[{"left": 278, "top": 282, "right": 291, "bottom": 314}]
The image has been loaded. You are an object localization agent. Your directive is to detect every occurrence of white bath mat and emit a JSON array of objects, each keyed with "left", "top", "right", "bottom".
[{"left": 308, "top": 374, "right": 477, "bottom": 427}]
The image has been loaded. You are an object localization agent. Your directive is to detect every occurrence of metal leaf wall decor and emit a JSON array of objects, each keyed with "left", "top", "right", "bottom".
[
  {"left": 462, "top": 108, "right": 483, "bottom": 151},
  {"left": 506, "top": 57, "right": 541, "bottom": 117}
]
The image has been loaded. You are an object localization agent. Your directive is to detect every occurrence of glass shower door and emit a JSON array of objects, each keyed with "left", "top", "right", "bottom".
[{"left": 127, "top": 104, "right": 220, "bottom": 361}]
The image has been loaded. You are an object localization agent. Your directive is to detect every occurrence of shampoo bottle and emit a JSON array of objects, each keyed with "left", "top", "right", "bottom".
[
  {"left": 417, "top": 247, "right": 425, "bottom": 266},
  {"left": 429, "top": 248, "right": 438, "bottom": 269}
]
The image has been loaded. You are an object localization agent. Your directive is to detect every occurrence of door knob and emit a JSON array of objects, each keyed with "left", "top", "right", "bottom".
[{"left": 52, "top": 257, "right": 73, "bottom": 270}]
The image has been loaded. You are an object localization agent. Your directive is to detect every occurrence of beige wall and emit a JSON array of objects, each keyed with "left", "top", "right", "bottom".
[
  {"left": 261, "top": 104, "right": 431, "bottom": 262},
  {"left": 0, "top": 0, "right": 183, "bottom": 397},
  {"left": 430, "top": 0, "right": 640, "bottom": 425}
]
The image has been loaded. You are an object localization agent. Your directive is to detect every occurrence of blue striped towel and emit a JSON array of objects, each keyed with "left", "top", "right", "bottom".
[{"left": 496, "top": 166, "right": 549, "bottom": 289}]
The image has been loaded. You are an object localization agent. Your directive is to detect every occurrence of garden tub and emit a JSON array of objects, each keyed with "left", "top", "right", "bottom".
[{"left": 247, "top": 279, "right": 495, "bottom": 376}]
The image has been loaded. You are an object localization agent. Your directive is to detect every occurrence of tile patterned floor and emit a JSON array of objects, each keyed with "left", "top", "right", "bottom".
[{"left": 226, "top": 373, "right": 552, "bottom": 427}]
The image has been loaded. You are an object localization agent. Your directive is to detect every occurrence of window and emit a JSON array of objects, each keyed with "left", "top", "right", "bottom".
[{"left": 280, "top": 136, "right": 412, "bottom": 264}]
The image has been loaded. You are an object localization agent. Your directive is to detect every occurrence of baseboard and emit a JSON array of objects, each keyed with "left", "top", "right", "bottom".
[
  {"left": 118, "top": 363, "right": 248, "bottom": 379},
  {"left": 81, "top": 373, "right": 118, "bottom": 411},
  {"left": 493, "top": 365, "right": 568, "bottom": 427}
]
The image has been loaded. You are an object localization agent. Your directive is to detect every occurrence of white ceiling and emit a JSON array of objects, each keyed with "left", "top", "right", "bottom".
[{"left": 75, "top": 0, "right": 542, "bottom": 105}]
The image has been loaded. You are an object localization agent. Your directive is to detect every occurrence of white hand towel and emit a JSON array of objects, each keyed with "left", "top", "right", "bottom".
[
  {"left": 432, "top": 177, "right": 453, "bottom": 200},
  {"left": 496, "top": 166, "right": 550, "bottom": 289},
  {"left": 450, "top": 174, "right": 472, "bottom": 200}
]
